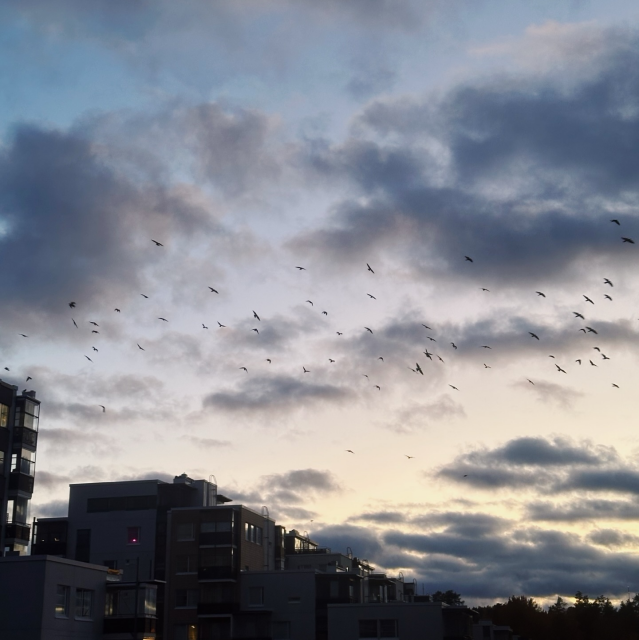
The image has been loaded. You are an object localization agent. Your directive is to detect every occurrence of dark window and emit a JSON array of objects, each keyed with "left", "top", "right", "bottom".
[
  {"left": 127, "top": 526, "right": 141, "bottom": 544},
  {"left": 55, "top": 585, "right": 70, "bottom": 618},
  {"left": 177, "top": 523, "right": 194, "bottom": 541},
  {"left": 87, "top": 494, "right": 157, "bottom": 513},
  {"left": 176, "top": 554, "right": 197, "bottom": 573},
  {"left": 75, "top": 588, "right": 93, "bottom": 619},
  {"left": 75, "top": 529, "right": 91, "bottom": 563},
  {"left": 358, "top": 620, "right": 378, "bottom": 638},
  {"left": 380, "top": 619, "right": 398, "bottom": 637},
  {"left": 248, "top": 586, "right": 264, "bottom": 606},
  {"left": 176, "top": 589, "right": 199, "bottom": 608},
  {"left": 104, "top": 560, "right": 117, "bottom": 570}
]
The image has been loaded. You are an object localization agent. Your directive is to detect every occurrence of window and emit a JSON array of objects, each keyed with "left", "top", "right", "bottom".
[
  {"left": 244, "top": 522, "right": 263, "bottom": 545},
  {"left": 175, "top": 625, "right": 198, "bottom": 640},
  {"left": 202, "top": 584, "right": 233, "bottom": 603},
  {"left": 0, "top": 404, "right": 8, "bottom": 427},
  {"left": 176, "top": 589, "right": 199, "bottom": 608},
  {"left": 127, "top": 526, "right": 141, "bottom": 544},
  {"left": 177, "top": 522, "right": 194, "bottom": 541},
  {"left": 55, "top": 585, "right": 70, "bottom": 618},
  {"left": 75, "top": 529, "right": 91, "bottom": 563},
  {"left": 75, "top": 589, "right": 94, "bottom": 619},
  {"left": 176, "top": 554, "right": 197, "bottom": 573},
  {"left": 248, "top": 586, "right": 264, "bottom": 606},
  {"left": 358, "top": 620, "right": 398, "bottom": 639},
  {"left": 273, "top": 621, "right": 291, "bottom": 639}
]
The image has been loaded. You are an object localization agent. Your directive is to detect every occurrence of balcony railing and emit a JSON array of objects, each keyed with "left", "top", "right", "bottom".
[
  {"left": 8, "top": 472, "right": 34, "bottom": 494},
  {"left": 12, "top": 427, "right": 37, "bottom": 448},
  {"left": 5, "top": 522, "right": 31, "bottom": 542}
]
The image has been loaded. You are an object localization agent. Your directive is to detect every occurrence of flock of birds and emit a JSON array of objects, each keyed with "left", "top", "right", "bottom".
[{"left": 2, "top": 221, "right": 635, "bottom": 464}]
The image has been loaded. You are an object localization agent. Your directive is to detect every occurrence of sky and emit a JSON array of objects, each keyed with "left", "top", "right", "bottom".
[{"left": 3, "top": 0, "right": 639, "bottom": 605}]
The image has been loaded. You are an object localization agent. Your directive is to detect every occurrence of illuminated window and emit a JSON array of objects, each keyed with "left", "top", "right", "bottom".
[
  {"left": 127, "top": 526, "right": 141, "bottom": 544},
  {"left": 55, "top": 585, "right": 70, "bottom": 618},
  {"left": 0, "top": 404, "right": 8, "bottom": 427}
]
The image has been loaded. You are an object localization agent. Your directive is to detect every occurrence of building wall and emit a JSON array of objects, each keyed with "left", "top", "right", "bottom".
[
  {"left": 0, "top": 555, "right": 107, "bottom": 640},
  {"left": 68, "top": 481, "right": 161, "bottom": 582},
  {"left": 327, "top": 602, "right": 445, "bottom": 640}
]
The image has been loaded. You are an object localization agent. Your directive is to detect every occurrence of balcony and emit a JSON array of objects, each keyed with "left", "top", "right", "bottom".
[
  {"left": 12, "top": 427, "right": 37, "bottom": 449},
  {"left": 5, "top": 522, "right": 31, "bottom": 542},
  {"left": 8, "top": 472, "right": 34, "bottom": 495}
]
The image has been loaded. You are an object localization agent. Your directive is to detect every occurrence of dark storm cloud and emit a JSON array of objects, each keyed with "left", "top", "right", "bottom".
[
  {"left": 31, "top": 499, "right": 69, "bottom": 518},
  {"left": 436, "top": 437, "right": 622, "bottom": 490},
  {"left": 355, "top": 511, "right": 408, "bottom": 524},
  {"left": 587, "top": 529, "right": 639, "bottom": 548},
  {"left": 272, "top": 469, "right": 341, "bottom": 493},
  {"left": 202, "top": 374, "right": 352, "bottom": 414},
  {"left": 311, "top": 523, "right": 385, "bottom": 560},
  {"left": 291, "top": 36, "right": 639, "bottom": 285},
  {"left": 528, "top": 499, "right": 639, "bottom": 522}
]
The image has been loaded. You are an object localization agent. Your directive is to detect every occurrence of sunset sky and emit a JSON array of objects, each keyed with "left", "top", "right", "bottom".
[{"left": 3, "top": 0, "right": 639, "bottom": 604}]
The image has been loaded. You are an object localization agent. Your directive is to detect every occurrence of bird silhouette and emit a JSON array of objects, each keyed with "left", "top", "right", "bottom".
[
  {"left": 426, "top": 336, "right": 436, "bottom": 342},
  {"left": 375, "top": 385, "right": 381, "bottom": 390},
  {"left": 604, "top": 295, "right": 613, "bottom": 301},
  {"left": 266, "top": 358, "right": 272, "bottom": 363},
  {"left": 363, "top": 374, "right": 369, "bottom": 379},
  {"left": 209, "top": 287, "right": 219, "bottom": 293},
  {"left": 405, "top": 455, "right": 414, "bottom": 459},
  {"left": 303, "top": 367, "right": 310, "bottom": 373},
  {"left": 26, "top": 376, "right": 32, "bottom": 381},
  {"left": 85, "top": 356, "right": 93, "bottom": 362},
  {"left": 365, "top": 327, "right": 373, "bottom": 334},
  {"left": 612, "top": 383, "right": 620, "bottom": 388},
  {"left": 367, "top": 294, "right": 376, "bottom": 299},
  {"left": 449, "top": 385, "right": 459, "bottom": 390},
  {"left": 158, "top": 318, "right": 168, "bottom": 322},
  {"left": 137, "top": 344, "right": 145, "bottom": 351},
  {"left": 252, "top": 328, "right": 259, "bottom": 334},
  {"left": 602, "top": 354, "right": 610, "bottom": 360},
  {"left": 451, "top": 343, "right": 457, "bottom": 349},
  {"left": 536, "top": 292, "right": 546, "bottom": 297},
  {"left": 437, "top": 355, "right": 445, "bottom": 363},
  {"left": 576, "top": 359, "right": 582, "bottom": 365},
  {"left": 465, "top": 256, "right": 473, "bottom": 262},
  {"left": 586, "top": 327, "right": 598, "bottom": 334},
  {"left": 202, "top": 324, "right": 208, "bottom": 329},
  {"left": 481, "top": 288, "right": 490, "bottom": 292},
  {"left": 92, "top": 347, "right": 98, "bottom": 352},
  {"left": 484, "top": 363, "right": 491, "bottom": 368},
  {"left": 611, "top": 219, "right": 621, "bottom": 225},
  {"left": 416, "top": 363, "right": 424, "bottom": 375},
  {"left": 573, "top": 312, "right": 585, "bottom": 319},
  {"left": 367, "top": 264, "right": 374, "bottom": 273},
  {"left": 346, "top": 450, "right": 354, "bottom": 454},
  {"left": 622, "top": 237, "right": 635, "bottom": 243},
  {"left": 529, "top": 332, "right": 539, "bottom": 340},
  {"left": 336, "top": 332, "right": 343, "bottom": 336},
  {"left": 151, "top": 239, "right": 163, "bottom": 246},
  {"left": 306, "top": 300, "right": 313, "bottom": 306},
  {"left": 604, "top": 278, "right": 613, "bottom": 287},
  {"left": 218, "top": 322, "right": 226, "bottom": 328},
  {"left": 19, "top": 334, "right": 27, "bottom": 338},
  {"left": 141, "top": 294, "right": 149, "bottom": 299},
  {"left": 322, "top": 311, "right": 328, "bottom": 315},
  {"left": 378, "top": 357, "right": 384, "bottom": 361},
  {"left": 422, "top": 324, "right": 432, "bottom": 330},
  {"left": 99, "top": 405, "right": 106, "bottom": 412},
  {"left": 329, "top": 359, "right": 335, "bottom": 363},
  {"left": 115, "top": 308, "right": 121, "bottom": 313},
  {"left": 253, "top": 311, "right": 260, "bottom": 321},
  {"left": 556, "top": 365, "right": 567, "bottom": 373},
  {"left": 481, "top": 345, "right": 492, "bottom": 349},
  {"left": 72, "top": 319, "right": 78, "bottom": 328},
  {"left": 69, "top": 302, "right": 76, "bottom": 308},
  {"left": 89, "top": 321, "right": 99, "bottom": 326},
  {"left": 3, "top": 367, "right": 9, "bottom": 371},
  {"left": 589, "top": 360, "right": 597, "bottom": 366},
  {"left": 583, "top": 295, "right": 594, "bottom": 304},
  {"left": 92, "top": 330, "right": 99, "bottom": 334},
  {"left": 296, "top": 266, "right": 306, "bottom": 270},
  {"left": 527, "top": 379, "right": 535, "bottom": 385},
  {"left": 593, "top": 347, "right": 601, "bottom": 352},
  {"left": 424, "top": 350, "right": 433, "bottom": 361},
  {"left": 239, "top": 367, "right": 248, "bottom": 372}
]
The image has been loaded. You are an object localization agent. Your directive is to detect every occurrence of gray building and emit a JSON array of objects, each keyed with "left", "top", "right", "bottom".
[
  {"left": 0, "top": 379, "right": 41, "bottom": 556},
  {"left": 0, "top": 554, "right": 109, "bottom": 640}
]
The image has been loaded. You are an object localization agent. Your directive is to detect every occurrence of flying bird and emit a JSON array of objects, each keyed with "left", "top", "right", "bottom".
[
  {"left": 202, "top": 324, "right": 208, "bottom": 329},
  {"left": 295, "top": 266, "right": 306, "bottom": 270},
  {"left": 3, "top": 367, "right": 8, "bottom": 371},
  {"left": 424, "top": 350, "right": 433, "bottom": 361},
  {"left": 405, "top": 455, "right": 414, "bottom": 459},
  {"left": 252, "top": 328, "right": 259, "bottom": 334},
  {"left": 266, "top": 359, "right": 272, "bottom": 363},
  {"left": 536, "top": 292, "right": 546, "bottom": 297},
  {"left": 367, "top": 264, "right": 374, "bottom": 273},
  {"left": 586, "top": 327, "right": 598, "bottom": 334},
  {"left": 69, "top": 302, "right": 76, "bottom": 308},
  {"left": 218, "top": 322, "right": 226, "bottom": 328},
  {"left": 529, "top": 332, "right": 539, "bottom": 340},
  {"left": 26, "top": 376, "right": 32, "bottom": 381},
  {"left": 593, "top": 347, "right": 601, "bottom": 352},
  {"left": 437, "top": 355, "right": 445, "bottom": 363},
  {"left": 19, "top": 334, "right": 27, "bottom": 338},
  {"left": 151, "top": 239, "right": 163, "bottom": 246},
  {"left": 484, "top": 363, "right": 491, "bottom": 368},
  {"left": 367, "top": 294, "right": 376, "bottom": 299},
  {"left": 604, "top": 295, "right": 613, "bottom": 301},
  {"left": 451, "top": 343, "right": 458, "bottom": 349},
  {"left": 415, "top": 363, "right": 424, "bottom": 375},
  {"left": 253, "top": 311, "right": 260, "bottom": 321},
  {"left": 481, "top": 288, "right": 490, "bottom": 292},
  {"left": 115, "top": 308, "right": 121, "bottom": 313},
  {"left": 141, "top": 294, "right": 149, "bottom": 299},
  {"left": 576, "top": 359, "right": 582, "bottom": 365},
  {"left": 589, "top": 360, "right": 597, "bottom": 366},
  {"left": 239, "top": 367, "right": 248, "bottom": 372},
  {"left": 92, "top": 347, "right": 98, "bottom": 352},
  {"left": 602, "top": 354, "right": 610, "bottom": 360},
  {"left": 92, "top": 330, "right": 99, "bottom": 334},
  {"left": 378, "top": 357, "right": 384, "bottom": 361},
  {"left": 209, "top": 287, "right": 219, "bottom": 293},
  {"left": 306, "top": 300, "right": 313, "bottom": 306},
  {"left": 481, "top": 345, "right": 492, "bottom": 349},
  {"left": 604, "top": 278, "right": 613, "bottom": 287},
  {"left": 579, "top": 328, "right": 587, "bottom": 333},
  {"left": 72, "top": 319, "right": 78, "bottom": 328},
  {"left": 99, "top": 405, "right": 106, "bottom": 412},
  {"left": 426, "top": 336, "right": 436, "bottom": 342},
  {"left": 363, "top": 374, "right": 369, "bottom": 379},
  {"left": 527, "top": 379, "right": 535, "bottom": 385},
  {"left": 612, "top": 383, "right": 620, "bottom": 388},
  {"left": 583, "top": 295, "right": 594, "bottom": 304},
  {"left": 329, "top": 359, "right": 335, "bottom": 363},
  {"left": 555, "top": 365, "right": 566, "bottom": 373},
  {"left": 548, "top": 355, "right": 555, "bottom": 358},
  {"left": 449, "top": 385, "right": 459, "bottom": 390},
  {"left": 622, "top": 237, "right": 635, "bottom": 243},
  {"left": 365, "top": 327, "right": 373, "bottom": 334},
  {"left": 375, "top": 385, "right": 381, "bottom": 390},
  {"left": 158, "top": 318, "right": 168, "bottom": 322},
  {"left": 303, "top": 367, "right": 309, "bottom": 373},
  {"left": 465, "top": 256, "right": 473, "bottom": 262},
  {"left": 422, "top": 324, "right": 432, "bottom": 330},
  {"left": 137, "top": 344, "right": 145, "bottom": 351},
  {"left": 573, "top": 312, "right": 585, "bottom": 319},
  {"left": 336, "top": 332, "right": 343, "bottom": 336},
  {"left": 322, "top": 311, "right": 328, "bottom": 315},
  {"left": 346, "top": 450, "right": 354, "bottom": 454},
  {"left": 611, "top": 219, "right": 620, "bottom": 225},
  {"left": 89, "top": 321, "right": 99, "bottom": 326},
  {"left": 85, "top": 356, "right": 93, "bottom": 362}
]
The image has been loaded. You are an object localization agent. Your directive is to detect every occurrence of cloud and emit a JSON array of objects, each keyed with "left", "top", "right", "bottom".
[
  {"left": 381, "top": 395, "right": 465, "bottom": 434},
  {"left": 31, "top": 499, "right": 69, "bottom": 518},
  {"left": 189, "top": 437, "right": 232, "bottom": 449},
  {"left": 528, "top": 499, "right": 639, "bottom": 522},
  {"left": 202, "top": 374, "right": 353, "bottom": 415}
]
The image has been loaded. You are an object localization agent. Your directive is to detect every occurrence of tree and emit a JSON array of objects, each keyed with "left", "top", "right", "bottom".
[{"left": 431, "top": 590, "right": 465, "bottom": 606}]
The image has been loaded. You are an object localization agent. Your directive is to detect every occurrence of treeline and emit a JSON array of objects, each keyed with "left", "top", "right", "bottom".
[{"left": 476, "top": 593, "right": 639, "bottom": 640}]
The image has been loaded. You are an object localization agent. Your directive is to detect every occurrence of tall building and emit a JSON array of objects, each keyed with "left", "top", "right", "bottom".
[{"left": 0, "top": 379, "right": 40, "bottom": 556}]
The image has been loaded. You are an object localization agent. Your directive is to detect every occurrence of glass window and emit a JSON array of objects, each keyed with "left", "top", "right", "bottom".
[
  {"left": 201, "top": 584, "right": 233, "bottom": 603},
  {"left": 0, "top": 404, "right": 8, "bottom": 427},
  {"left": 75, "top": 589, "right": 94, "bottom": 619},
  {"left": 175, "top": 624, "right": 198, "bottom": 640},
  {"left": 248, "top": 586, "right": 264, "bottom": 606},
  {"left": 176, "top": 589, "right": 199, "bottom": 608},
  {"left": 177, "top": 522, "right": 194, "bottom": 540},
  {"left": 380, "top": 619, "right": 398, "bottom": 638},
  {"left": 358, "top": 620, "right": 378, "bottom": 638},
  {"left": 127, "top": 526, "right": 141, "bottom": 544},
  {"left": 201, "top": 522, "right": 216, "bottom": 533},
  {"left": 55, "top": 585, "right": 70, "bottom": 618}
]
